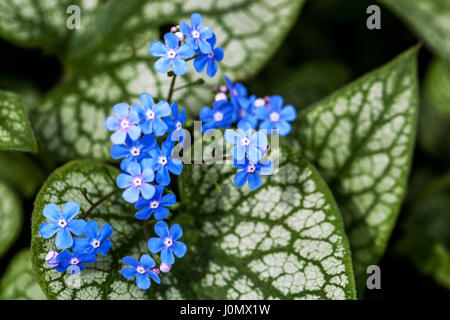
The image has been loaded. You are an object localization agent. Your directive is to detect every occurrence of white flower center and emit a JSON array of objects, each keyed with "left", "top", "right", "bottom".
[
  {"left": 136, "top": 266, "right": 146, "bottom": 274},
  {"left": 239, "top": 109, "right": 247, "bottom": 118},
  {"left": 146, "top": 109, "right": 155, "bottom": 120},
  {"left": 192, "top": 30, "right": 200, "bottom": 39},
  {"left": 91, "top": 239, "right": 101, "bottom": 248},
  {"left": 150, "top": 201, "right": 159, "bottom": 209},
  {"left": 70, "top": 257, "right": 79, "bottom": 265},
  {"left": 269, "top": 112, "right": 280, "bottom": 122},
  {"left": 130, "top": 147, "right": 140, "bottom": 156},
  {"left": 254, "top": 98, "right": 265, "bottom": 107},
  {"left": 208, "top": 51, "right": 214, "bottom": 58},
  {"left": 175, "top": 121, "right": 182, "bottom": 130},
  {"left": 57, "top": 218, "right": 67, "bottom": 228},
  {"left": 214, "top": 111, "right": 223, "bottom": 122},
  {"left": 247, "top": 164, "right": 256, "bottom": 173},
  {"left": 133, "top": 177, "right": 142, "bottom": 187},
  {"left": 167, "top": 50, "right": 176, "bottom": 59},
  {"left": 163, "top": 237, "right": 173, "bottom": 247},
  {"left": 120, "top": 119, "right": 130, "bottom": 129},
  {"left": 240, "top": 137, "right": 250, "bottom": 146},
  {"left": 158, "top": 156, "right": 168, "bottom": 166}
]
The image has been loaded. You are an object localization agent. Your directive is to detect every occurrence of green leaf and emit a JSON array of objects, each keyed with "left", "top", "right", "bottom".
[
  {"left": 396, "top": 169, "right": 450, "bottom": 289},
  {"left": 419, "top": 59, "right": 450, "bottom": 159},
  {"left": 0, "top": 0, "right": 306, "bottom": 160},
  {"left": 179, "top": 149, "right": 356, "bottom": 299},
  {"left": 0, "top": 249, "right": 46, "bottom": 300},
  {"left": 379, "top": 0, "right": 450, "bottom": 62},
  {"left": 0, "top": 151, "right": 46, "bottom": 198},
  {"left": 0, "top": 180, "right": 22, "bottom": 258},
  {"left": 0, "top": 90, "right": 37, "bottom": 152},
  {"left": 298, "top": 47, "right": 419, "bottom": 293},
  {"left": 31, "top": 161, "right": 196, "bottom": 300}
]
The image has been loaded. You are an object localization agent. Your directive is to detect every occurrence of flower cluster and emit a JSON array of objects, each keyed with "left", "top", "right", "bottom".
[
  {"left": 199, "top": 77, "right": 296, "bottom": 190},
  {"left": 149, "top": 13, "right": 224, "bottom": 77},
  {"left": 39, "top": 202, "right": 113, "bottom": 274}
]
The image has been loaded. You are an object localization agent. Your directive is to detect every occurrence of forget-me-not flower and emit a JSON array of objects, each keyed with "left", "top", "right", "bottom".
[
  {"left": 233, "top": 158, "right": 274, "bottom": 190},
  {"left": 135, "top": 185, "right": 176, "bottom": 220},
  {"left": 134, "top": 93, "right": 172, "bottom": 137},
  {"left": 121, "top": 255, "right": 161, "bottom": 290},
  {"left": 193, "top": 34, "right": 224, "bottom": 77},
  {"left": 73, "top": 221, "right": 113, "bottom": 256},
  {"left": 224, "top": 121, "right": 268, "bottom": 163},
  {"left": 111, "top": 135, "right": 156, "bottom": 167},
  {"left": 148, "top": 221, "right": 187, "bottom": 265},
  {"left": 116, "top": 161, "right": 156, "bottom": 203},
  {"left": 256, "top": 95, "right": 297, "bottom": 136},
  {"left": 39, "top": 202, "right": 86, "bottom": 249},
  {"left": 180, "top": 13, "right": 213, "bottom": 54},
  {"left": 105, "top": 103, "right": 141, "bottom": 144},
  {"left": 199, "top": 99, "right": 233, "bottom": 133},
  {"left": 166, "top": 102, "right": 186, "bottom": 146},
  {"left": 55, "top": 248, "right": 97, "bottom": 274}
]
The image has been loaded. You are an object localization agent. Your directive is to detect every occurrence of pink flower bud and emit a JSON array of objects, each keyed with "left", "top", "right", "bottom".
[{"left": 160, "top": 262, "right": 172, "bottom": 273}]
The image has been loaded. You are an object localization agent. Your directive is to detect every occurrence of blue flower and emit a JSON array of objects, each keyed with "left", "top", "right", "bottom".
[
  {"left": 105, "top": 103, "right": 141, "bottom": 144},
  {"left": 141, "top": 140, "right": 183, "bottom": 186},
  {"left": 39, "top": 202, "right": 86, "bottom": 250},
  {"left": 73, "top": 221, "right": 113, "bottom": 256},
  {"left": 149, "top": 33, "right": 195, "bottom": 75},
  {"left": 236, "top": 95, "right": 259, "bottom": 128},
  {"left": 193, "top": 34, "right": 224, "bottom": 77},
  {"left": 116, "top": 161, "right": 156, "bottom": 203},
  {"left": 224, "top": 121, "right": 268, "bottom": 163},
  {"left": 233, "top": 158, "right": 274, "bottom": 190},
  {"left": 199, "top": 99, "right": 233, "bottom": 133},
  {"left": 111, "top": 135, "right": 156, "bottom": 168},
  {"left": 134, "top": 93, "right": 171, "bottom": 136},
  {"left": 180, "top": 13, "right": 213, "bottom": 54},
  {"left": 256, "top": 95, "right": 297, "bottom": 136},
  {"left": 148, "top": 221, "right": 187, "bottom": 265},
  {"left": 225, "top": 76, "right": 248, "bottom": 122},
  {"left": 135, "top": 185, "right": 176, "bottom": 220},
  {"left": 54, "top": 248, "right": 97, "bottom": 274},
  {"left": 166, "top": 102, "right": 187, "bottom": 146},
  {"left": 121, "top": 255, "right": 161, "bottom": 290}
]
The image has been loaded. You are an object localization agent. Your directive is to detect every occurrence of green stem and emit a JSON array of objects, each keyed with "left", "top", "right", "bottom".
[
  {"left": 81, "top": 188, "right": 120, "bottom": 219},
  {"left": 167, "top": 74, "right": 177, "bottom": 103},
  {"left": 201, "top": 165, "right": 222, "bottom": 196},
  {"left": 173, "top": 79, "right": 205, "bottom": 92}
]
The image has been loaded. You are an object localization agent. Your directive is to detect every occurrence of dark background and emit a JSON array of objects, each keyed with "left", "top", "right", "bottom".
[{"left": 0, "top": 0, "right": 449, "bottom": 299}]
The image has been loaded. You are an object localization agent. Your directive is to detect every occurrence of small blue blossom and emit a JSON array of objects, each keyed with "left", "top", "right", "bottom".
[
  {"left": 116, "top": 161, "right": 156, "bottom": 203},
  {"left": 54, "top": 248, "right": 97, "bottom": 274},
  {"left": 224, "top": 121, "right": 268, "bottom": 163},
  {"left": 39, "top": 202, "right": 86, "bottom": 249},
  {"left": 135, "top": 185, "right": 176, "bottom": 220},
  {"left": 233, "top": 158, "right": 274, "bottom": 190},
  {"left": 193, "top": 34, "right": 224, "bottom": 77},
  {"left": 235, "top": 95, "right": 258, "bottom": 128},
  {"left": 105, "top": 103, "right": 141, "bottom": 144},
  {"left": 148, "top": 221, "right": 187, "bottom": 265},
  {"left": 199, "top": 99, "right": 233, "bottom": 133},
  {"left": 149, "top": 33, "right": 195, "bottom": 75},
  {"left": 166, "top": 102, "right": 187, "bottom": 146},
  {"left": 121, "top": 255, "right": 161, "bottom": 290},
  {"left": 256, "top": 95, "right": 297, "bottom": 136},
  {"left": 142, "top": 140, "right": 183, "bottom": 186},
  {"left": 73, "top": 221, "right": 113, "bottom": 256},
  {"left": 180, "top": 13, "right": 214, "bottom": 54},
  {"left": 111, "top": 135, "right": 156, "bottom": 169},
  {"left": 225, "top": 76, "right": 248, "bottom": 122},
  {"left": 134, "top": 93, "right": 172, "bottom": 137}
]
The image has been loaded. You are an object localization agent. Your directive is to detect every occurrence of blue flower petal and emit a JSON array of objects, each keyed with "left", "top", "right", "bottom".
[
  {"left": 55, "top": 250, "right": 72, "bottom": 263},
  {"left": 79, "top": 253, "right": 97, "bottom": 264},
  {"left": 68, "top": 219, "right": 87, "bottom": 236},
  {"left": 135, "top": 208, "right": 152, "bottom": 220},
  {"left": 113, "top": 103, "right": 129, "bottom": 119},
  {"left": 280, "top": 105, "right": 297, "bottom": 121},
  {"left": 147, "top": 270, "right": 161, "bottom": 284},
  {"left": 190, "top": 13, "right": 203, "bottom": 30},
  {"left": 73, "top": 237, "right": 90, "bottom": 252},
  {"left": 248, "top": 173, "right": 262, "bottom": 190},
  {"left": 154, "top": 206, "right": 169, "bottom": 220},
  {"left": 199, "top": 26, "right": 213, "bottom": 39},
  {"left": 84, "top": 220, "right": 98, "bottom": 239},
  {"left": 161, "top": 247, "right": 175, "bottom": 265},
  {"left": 43, "top": 203, "right": 61, "bottom": 221},
  {"left": 154, "top": 57, "right": 171, "bottom": 74},
  {"left": 155, "top": 100, "right": 171, "bottom": 117},
  {"left": 121, "top": 267, "right": 138, "bottom": 280},
  {"left": 177, "top": 43, "right": 195, "bottom": 59},
  {"left": 194, "top": 55, "right": 208, "bottom": 73},
  {"left": 39, "top": 222, "right": 59, "bottom": 239},
  {"left": 140, "top": 254, "right": 155, "bottom": 269},
  {"left": 179, "top": 20, "right": 191, "bottom": 36},
  {"left": 168, "top": 159, "right": 183, "bottom": 175},
  {"left": 149, "top": 41, "right": 167, "bottom": 57},
  {"left": 233, "top": 171, "right": 249, "bottom": 188},
  {"left": 117, "top": 173, "right": 133, "bottom": 188},
  {"left": 197, "top": 38, "right": 212, "bottom": 54},
  {"left": 156, "top": 165, "right": 170, "bottom": 186},
  {"left": 140, "top": 183, "right": 156, "bottom": 200},
  {"left": 55, "top": 228, "right": 73, "bottom": 249},
  {"left": 105, "top": 116, "right": 119, "bottom": 131},
  {"left": 141, "top": 168, "right": 155, "bottom": 183},
  {"left": 277, "top": 120, "right": 292, "bottom": 136},
  {"left": 126, "top": 161, "right": 142, "bottom": 177},
  {"left": 159, "top": 194, "right": 176, "bottom": 207},
  {"left": 148, "top": 237, "right": 165, "bottom": 253},
  {"left": 127, "top": 125, "right": 141, "bottom": 141},
  {"left": 269, "top": 95, "right": 283, "bottom": 111},
  {"left": 152, "top": 117, "right": 169, "bottom": 137},
  {"left": 136, "top": 274, "right": 151, "bottom": 290},
  {"left": 99, "top": 223, "right": 114, "bottom": 241},
  {"left": 62, "top": 201, "right": 80, "bottom": 220},
  {"left": 123, "top": 256, "right": 139, "bottom": 267},
  {"left": 154, "top": 220, "right": 169, "bottom": 238},
  {"left": 169, "top": 224, "right": 183, "bottom": 241},
  {"left": 214, "top": 46, "right": 224, "bottom": 61},
  {"left": 164, "top": 32, "right": 179, "bottom": 50},
  {"left": 172, "top": 241, "right": 187, "bottom": 258},
  {"left": 111, "top": 129, "right": 127, "bottom": 144},
  {"left": 122, "top": 186, "right": 140, "bottom": 203},
  {"left": 111, "top": 144, "right": 131, "bottom": 159},
  {"left": 99, "top": 239, "right": 112, "bottom": 256},
  {"left": 172, "top": 58, "right": 189, "bottom": 76},
  {"left": 206, "top": 60, "right": 218, "bottom": 77}
]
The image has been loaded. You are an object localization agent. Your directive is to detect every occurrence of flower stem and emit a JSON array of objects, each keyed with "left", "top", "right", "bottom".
[
  {"left": 167, "top": 74, "right": 177, "bottom": 103},
  {"left": 201, "top": 165, "right": 222, "bottom": 196},
  {"left": 173, "top": 79, "right": 205, "bottom": 92},
  {"left": 81, "top": 188, "right": 120, "bottom": 219}
]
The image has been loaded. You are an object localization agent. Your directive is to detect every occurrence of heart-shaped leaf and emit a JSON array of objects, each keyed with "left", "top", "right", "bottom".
[
  {"left": 0, "top": 180, "right": 22, "bottom": 258},
  {"left": 380, "top": 0, "right": 450, "bottom": 62},
  {"left": 31, "top": 160, "right": 198, "bottom": 300},
  {"left": 179, "top": 149, "right": 356, "bottom": 299},
  {"left": 0, "top": 0, "right": 306, "bottom": 160},
  {"left": 298, "top": 47, "right": 419, "bottom": 293},
  {"left": 0, "top": 249, "right": 46, "bottom": 300},
  {"left": 0, "top": 91, "right": 37, "bottom": 153}
]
